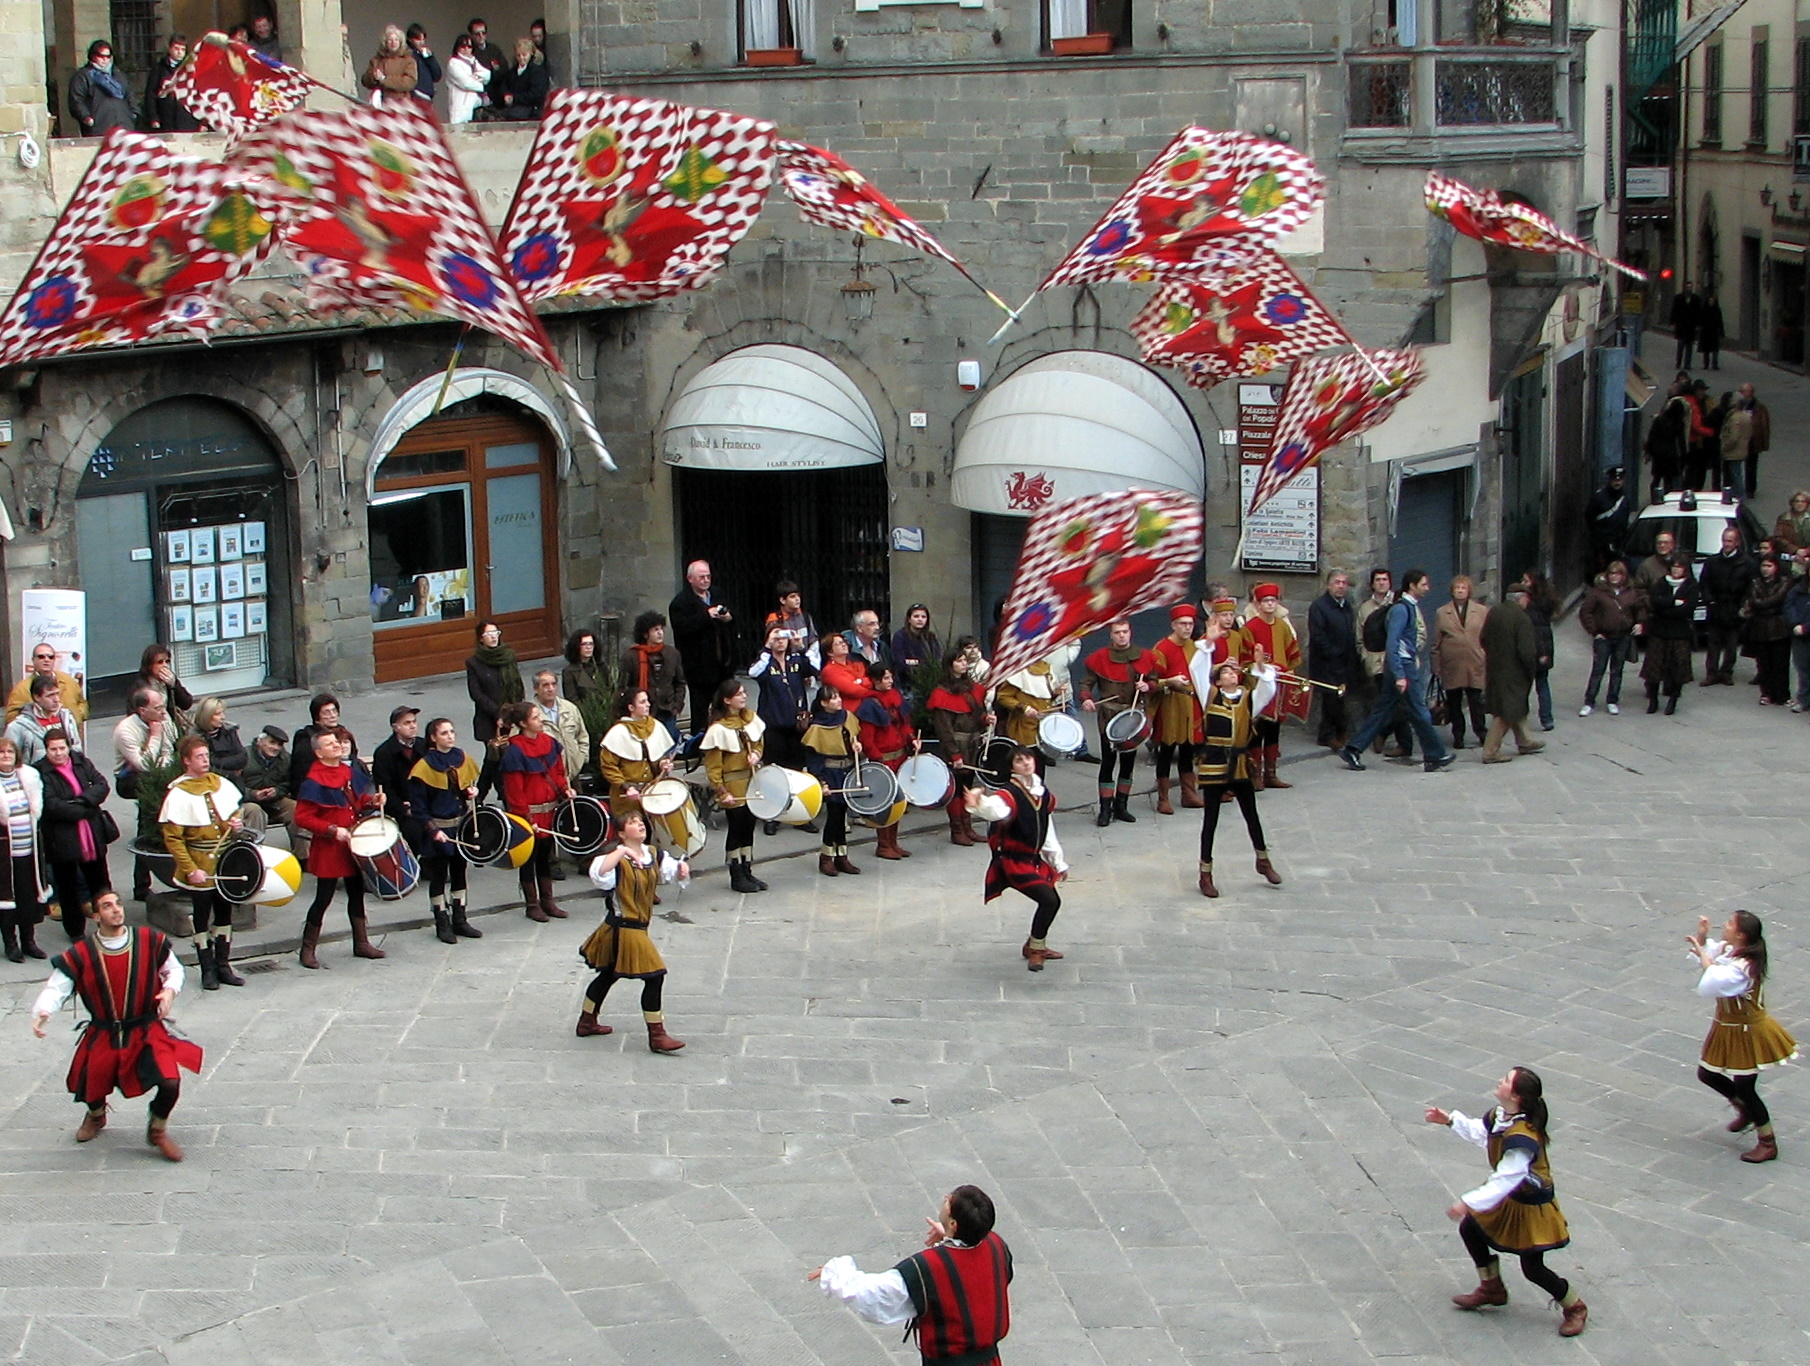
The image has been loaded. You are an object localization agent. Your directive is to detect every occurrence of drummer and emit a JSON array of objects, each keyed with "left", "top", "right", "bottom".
[
  {"left": 499, "top": 700, "right": 572, "bottom": 923},
  {"left": 159, "top": 734, "right": 246, "bottom": 991},
  {"left": 293, "top": 728, "right": 387, "bottom": 969},
  {"left": 1151, "top": 605, "right": 1206, "bottom": 816},
  {"left": 926, "top": 650, "right": 987, "bottom": 847},
  {"left": 992, "top": 654, "right": 1066, "bottom": 750},
  {"left": 854, "top": 663, "right": 918, "bottom": 862},
  {"left": 801, "top": 684, "right": 862, "bottom": 877},
  {"left": 408, "top": 718, "right": 484, "bottom": 945},
  {"left": 701, "top": 679, "right": 767, "bottom": 896},
  {"left": 596, "top": 688, "right": 687, "bottom": 854},
  {"left": 1081, "top": 619, "right": 1158, "bottom": 828}
]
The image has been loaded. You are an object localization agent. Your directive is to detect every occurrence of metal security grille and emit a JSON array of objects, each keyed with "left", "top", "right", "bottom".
[
  {"left": 1434, "top": 59, "right": 1558, "bottom": 124},
  {"left": 1349, "top": 62, "right": 1412, "bottom": 127},
  {"left": 109, "top": 0, "right": 161, "bottom": 82},
  {"left": 675, "top": 465, "right": 890, "bottom": 659}
]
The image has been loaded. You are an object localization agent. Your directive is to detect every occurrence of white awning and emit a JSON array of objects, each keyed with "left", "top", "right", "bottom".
[
  {"left": 662, "top": 344, "right": 884, "bottom": 471},
  {"left": 367, "top": 368, "right": 571, "bottom": 498},
  {"left": 951, "top": 350, "right": 1204, "bottom": 515}
]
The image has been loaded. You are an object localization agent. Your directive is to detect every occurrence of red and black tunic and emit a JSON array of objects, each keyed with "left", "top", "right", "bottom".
[
  {"left": 295, "top": 760, "right": 379, "bottom": 880},
  {"left": 501, "top": 731, "right": 569, "bottom": 835},
  {"left": 856, "top": 688, "right": 916, "bottom": 769},
  {"left": 893, "top": 1232, "right": 1013, "bottom": 1364},
  {"left": 983, "top": 782, "right": 1057, "bottom": 902},
  {"left": 52, "top": 929, "right": 202, "bottom": 1105}
]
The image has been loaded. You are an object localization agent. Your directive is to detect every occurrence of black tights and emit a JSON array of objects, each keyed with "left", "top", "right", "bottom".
[
  {"left": 724, "top": 804, "right": 755, "bottom": 858},
  {"left": 1199, "top": 780, "right": 1266, "bottom": 861},
  {"left": 1253, "top": 716, "right": 1280, "bottom": 749},
  {"left": 1022, "top": 884, "right": 1060, "bottom": 941},
  {"left": 526, "top": 835, "right": 553, "bottom": 879},
  {"left": 1697, "top": 1065, "right": 1772, "bottom": 1127},
  {"left": 93, "top": 1082, "right": 178, "bottom": 1120},
  {"left": 1154, "top": 743, "right": 1194, "bottom": 780},
  {"left": 820, "top": 802, "right": 848, "bottom": 851},
  {"left": 584, "top": 969, "right": 664, "bottom": 1014},
  {"left": 189, "top": 889, "right": 228, "bottom": 936},
  {"left": 1095, "top": 745, "right": 1135, "bottom": 789},
  {"left": 305, "top": 876, "right": 367, "bottom": 927},
  {"left": 1459, "top": 1216, "right": 1569, "bottom": 1302},
  {"left": 426, "top": 849, "right": 469, "bottom": 899}
]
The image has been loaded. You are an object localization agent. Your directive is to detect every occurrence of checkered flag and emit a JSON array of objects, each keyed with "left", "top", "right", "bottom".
[
  {"left": 777, "top": 140, "right": 961, "bottom": 266},
  {"left": 163, "top": 32, "right": 318, "bottom": 144},
  {"left": 988, "top": 491, "right": 1204, "bottom": 688},
  {"left": 1248, "top": 348, "right": 1424, "bottom": 517},
  {"left": 1039, "top": 129, "right": 1323, "bottom": 292},
  {"left": 501, "top": 89, "right": 777, "bottom": 304},
  {"left": 1426, "top": 170, "right": 1644, "bottom": 281},
  {"left": 0, "top": 129, "right": 284, "bottom": 371},
  {"left": 1130, "top": 249, "right": 1350, "bottom": 388},
  {"left": 232, "top": 102, "right": 561, "bottom": 372}
]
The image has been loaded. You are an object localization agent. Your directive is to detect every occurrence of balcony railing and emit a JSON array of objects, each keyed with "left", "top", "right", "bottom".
[
  {"left": 1346, "top": 49, "right": 1563, "bottom": 136},
  {"left": 1434, "top": 57, "right": 1558, "bottom": 125},
  {"left": 1349, "top": 60, "right": 1413, "bottom": 127}
]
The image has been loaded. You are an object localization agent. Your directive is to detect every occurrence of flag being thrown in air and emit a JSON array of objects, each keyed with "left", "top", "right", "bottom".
[
  {"left": 0, "top": 129, "right": 284, "bottom": 371},
  {"left": 1425, "top": 170, "right": 1645, "bottom": 281},
  {"left": 502, "top": 89, "right": 777, "bottom": 304},
  {"left": 1130, "top": 248, "right": 1351, "bottom": 388},
  {"left": 1247, "top": 348, "right": 1425, "bottom": 518},
  {"left": 1038, "top": 130, "right": 1323, "bottom": 292},
  {"left": 163, "top": 32, "right": 317, "bottom": 144},
  {"left": 988, "top": 491, "right": 1205, "bottom": 688}
]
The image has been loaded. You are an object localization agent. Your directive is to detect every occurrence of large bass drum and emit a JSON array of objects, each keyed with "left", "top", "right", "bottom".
[
  {"left": 551, "top": 794, "right": 612, "bottom": 856},
  {"left": 843, "top": 761, "right": 906, "bottom": 829},
  {"left": 453, "top": 805, "right": 512, "bottom": 864}
]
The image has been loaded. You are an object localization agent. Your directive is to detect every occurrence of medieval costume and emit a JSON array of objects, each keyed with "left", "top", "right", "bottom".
[
  {"left": 702, "top": 707, "right": 766, "bottom": 894},
  {"left": 408, "top": 746, "right": 484, "bottom": 942},
  {"left": 927, "top": 672, "right": 986, "bottom": 846},
  {"left": 294, "top": 755, "right": 386, "bottom": 967},
  {"left": 1238, "top": 584, "right": 1305, "bottom": 790},
  {"left": 597, "top": 714, "right": 687, "bottom": 851},
  {"left": 159, "top": 771, "right": 246, "bottom": 989},
  {"left": 1693, "top": 933, "right": 1797, "bottom": 1164},
  {"left": 502, "top": 727, "right": 571, "bottom": 921},
  {"left": 1081, "top": 639, "right": 1158, "bottom": 826},
  {"left": 1151, "top": 605, "right": 1206, "bottom": 814},
  {"left": 580, "top": 843, "right": 687, "bottom": 1052},
  {"left": 972, "top": 770, "right": 1068, "bottom": 971},
  {"left": 1185, "top": 654, "right": 1282, "bottom": 899},
  {"left": 818, "top": 1223, "right": 1014, "bottom": 1364},
  {"left": 855, "top": 682, "right": 915, "bottom": 861},
  {"left": 802, "top": 702, "right": 862, "bottom": 876},
  {"left": 992, "top": 659, "right": 1062, "bottom": 748}
]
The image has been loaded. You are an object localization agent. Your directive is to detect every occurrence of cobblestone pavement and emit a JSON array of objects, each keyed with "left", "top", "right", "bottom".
[{"left": 1, "top": 626, "right": 1806, "bottom": 1365}]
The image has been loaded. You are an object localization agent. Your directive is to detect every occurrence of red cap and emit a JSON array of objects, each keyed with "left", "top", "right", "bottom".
[
  {"left": 1253, "top": 582, "right": 1282, "bottom": 601},
  {"left": 1169, "top": 604, "right": 1195, "bottom": 622}
]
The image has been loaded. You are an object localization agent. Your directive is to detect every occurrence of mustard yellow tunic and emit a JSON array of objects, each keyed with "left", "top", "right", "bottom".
[
  {"left": 158, "top": 774, "right": 243, "bottom": 883},
  {"left": 598, "top": 716, "right": 688, "bottom": 849},
  {"left": 1472, "top": 1117, "right": 1570, "bottom": 1254},
  {"left": 994, "top": 661, "right": 1061, "bottom": 747},
  {"left": 1700, "top": 956, "right": 1799, "bottom": 1075},
  {"left": 580, "top": 846, "right": 676, "bottom": 978},
  {"left": 702, "top": 710, "right": 764, "bottom": 803}
]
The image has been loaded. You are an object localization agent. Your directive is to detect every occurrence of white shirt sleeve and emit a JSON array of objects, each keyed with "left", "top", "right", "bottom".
[
  {"left": 161, "top": 950, "right": 184, "bottom": 996},
  {"left": 1447, "top": 1110, "right": 1490, "bottom": 1148},
  {"left": 658, "top": 851, "right": 686, "bottom": 885},
  {"left": 1042, "top": 822, "right": 1067, "bottom": 875},
  {"left": 1462, "top": 1143, "right": 1533, "bottom": 1213},
  {"left": 972, "top": 792, "right": 1010, "bottom": 823},
  {"left": 748, "top": 654, "right": 774, "bottom": 678},
  {"left": 817, "top": 1256, "right": 915, "bottom": 1326},
  {"left": 1697, "top": 948, "right": 1752, "bottom": 999},
  {"left": 588, "top": 856, "right": 618, "bottom": 892},
  {"left": 33, "top": 968, "right": 73, "bottom": 1018},
  {"left": 1249, "top": 664, "right": 1278, "bottom": 716}
]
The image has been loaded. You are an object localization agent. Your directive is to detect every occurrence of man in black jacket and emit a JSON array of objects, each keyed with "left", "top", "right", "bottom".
[
  {"left": 1670, "top": 283, "right": 1700, "bottom": 370},
  {"left": 144, "top": 36, "right": 201, "bottom": 132},
  {"left": 1584, "top": 466, "right": 1632, "bottom": 572},
  {"left": 1307, "top": 570, "right": 1361, "bottom": 748},
  {"left": 371, "top": 707, "right": 426, "bottom": 850},
  {"left": 1699, "top": 525, "right": 1755, "bottom": 685},
  {"left": 669, "top": 559, "right": 735, "bottom": 733}
]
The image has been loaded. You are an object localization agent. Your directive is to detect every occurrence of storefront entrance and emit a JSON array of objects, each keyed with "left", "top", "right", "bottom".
[{"left": 368, "top": 403, "right": 562, "bottom": 683}]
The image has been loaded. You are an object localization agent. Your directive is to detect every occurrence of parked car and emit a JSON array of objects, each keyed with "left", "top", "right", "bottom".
[{"left": 1626, "top": 490, "right": 1769, "bottom": 631}]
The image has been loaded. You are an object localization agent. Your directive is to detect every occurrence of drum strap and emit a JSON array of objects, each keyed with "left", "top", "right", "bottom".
[
  {"left": 528, "top": 801, "right": 559, "bottom": 815},
  {"left": 430, "top": 816, "right": 460, "bottom": 830}
]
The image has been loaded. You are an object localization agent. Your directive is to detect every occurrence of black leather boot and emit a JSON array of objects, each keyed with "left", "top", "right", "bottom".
[
  {"left": 432, "top": 903, "right": 457, "bottom": 944},
  {"left": 196, "top": 944, "right": 220, "bottom": 991},
  {"left": 450, "top": 896, "right": 482, "bottom": 938},
  {"left": 1111, "top": 792, "right": 1137, "bottom": 823},
  {"left": 212, "top": 935, "right": 245, "bottom": 987}
]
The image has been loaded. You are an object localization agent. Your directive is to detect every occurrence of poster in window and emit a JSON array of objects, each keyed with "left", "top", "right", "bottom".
[
  {"left": 246, "top": 601, "right": 267, "bottom": 634},
  {"left": 189, "top": 527, "right": 215, "bottom": 564},
  {"left": 191, "top": 566, "right": 217, "bottom": 604},
  {"left": 241, "top": 521, "right": 265, "bottom": 555},
  {"left": 193, "top": 606, "right": 219, "bottom": 642},
  {"left": 167, "top": 567, "right": 191, "bottom": 603},
  {"left": 244, "top": 561, "right": 267, "bottom": 596},
  {"left": 219, "top": 563, "right": 245, "bottom": 600},
  {"left": 169, "top": 605, "right": 193, "bottom": 642},
  {"left": 204, "top": 642, "right": 237, "bottom": 671},
  {"left": 218, "top": 525, "right": 242, "bottom": 561},
  {"left": 165, "top": 530, "right": 191, "bottom": 564},
  {"left": 220, "top": 603, "right": 246, "bottom": 638}
]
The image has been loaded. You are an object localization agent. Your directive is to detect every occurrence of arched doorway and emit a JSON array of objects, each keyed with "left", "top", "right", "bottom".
[
  {"left": 368, "top": 395, "right": 563, "bottom": 682},
  {"left": 76, "top": 398, "right": 294, "bottom": 707}
]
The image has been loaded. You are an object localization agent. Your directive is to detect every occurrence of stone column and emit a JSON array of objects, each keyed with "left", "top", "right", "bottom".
[{"left": 272, "top": 0, "right": 354, "bottom": 103}]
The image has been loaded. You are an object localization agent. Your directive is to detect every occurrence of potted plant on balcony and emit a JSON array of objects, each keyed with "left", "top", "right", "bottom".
[
  {"left": 1052, "top": 33, "right": 1115, "bottom": 55},
  {"left": 745, "top": 46, "right": 804, "bottom": 65}
]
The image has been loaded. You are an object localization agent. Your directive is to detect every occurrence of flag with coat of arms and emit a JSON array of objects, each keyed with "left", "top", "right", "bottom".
[
  {"left": 987, "top": 491, "right": 1205, "bottom": 688},
  {"left": 0, "top": 129, "right": 285, "bottom": 371},
  {"left": 501, "top": 89, "right": 778, "bottom": 304},
  {"left": 162, "top": 32, "right": 318, "bottom": 143},
  {"left": 1425, "top": 170, "right": 1645, "bottom": 280}
]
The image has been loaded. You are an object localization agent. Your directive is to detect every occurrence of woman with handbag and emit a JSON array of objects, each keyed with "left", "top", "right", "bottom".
[{"left": 35, "top": 729, "right": 117, "bottom": 942}]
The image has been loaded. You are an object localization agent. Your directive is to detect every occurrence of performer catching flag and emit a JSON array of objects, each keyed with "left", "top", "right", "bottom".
[
  {"left": 1186, "top": 637, "right": 1283, "bottom": 898},
  {"left": 965, "top": 745, "right": 1068, "bottom": 971},
  {"left": 1686, "top": 911, "right": 1797, "bottom": 1163},
  {"left": 579, "top": 812, "right": 688, "bottom": 1052}
]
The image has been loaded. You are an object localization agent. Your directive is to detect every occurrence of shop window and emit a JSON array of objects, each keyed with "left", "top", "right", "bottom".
[{"left": 369, "top": 483, "right": 473, "bottom": 626}]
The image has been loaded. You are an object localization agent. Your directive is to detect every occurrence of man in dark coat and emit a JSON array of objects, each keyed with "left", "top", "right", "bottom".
[
  {"left": 68, "top": 40, "right": 137, "bottom": 136},
  {"left": 1670, "top": 283, "right": 1700, "bottom": 370},
  {"left": 1738, "top": 381, "right": 1770, "bottom": 500},
  {"left": 144, "top": 36, "right": 201, "bottom": 132},
  {"left": 370, "top": 707, "right": 426, "bottom": 850},
  {"left": 1306, "top": 569, "right": 1361, "bottom": 748},
  {"left": 1584, "top": 466, "right": 1632, "bottom": 571},
  {"left": 668, "top": 559, "right": 735, "bottom": 734},
  {"left": 1698, "top": 524, "right": 1756, "bottom": 685},
  {"left": 1478, "top": 587, "right": 1543, "bottom": 763}
]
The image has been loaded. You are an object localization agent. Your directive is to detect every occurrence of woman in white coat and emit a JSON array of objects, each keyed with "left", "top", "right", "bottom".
[
  {"left": 444, "top": 34, "right": 490, "bottom": 124},
  {"left": 0, "top": 735, "right": 51, "bottom": 961}
]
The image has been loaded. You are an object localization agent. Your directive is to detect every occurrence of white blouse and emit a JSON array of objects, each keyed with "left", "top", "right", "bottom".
[
  {"left": 34, "top": 930, "right": 185, "bottom": 1017},
  {"left": 1694, "top": 940, "right": 1755, "bottom": 999},
  {"left": 588, "top": 845, "right": 684, "bottom": 892},
  {"left": 972, "top": 778, "right": 1067, "bottom": 874},
  {"left": 1446, "top": 1108, "right": 1535, "bottom": 1213}
]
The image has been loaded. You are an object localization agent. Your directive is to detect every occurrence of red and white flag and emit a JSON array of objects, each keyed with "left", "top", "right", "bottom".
[
  {"left": 1247, "top": 348, "right": 1425, "bottom": 517},
  {"left": 0, "top": 130, "right": 284, "bottom": 371},
  {"left": 776, "top": 141, "right": 965, "bottom": 267},
  {"left": 1130, "top": 249, "right": 1350, "bottom": 387},
  {"left": 232, "top": 102, "right": 560, "bottom": 371},
  {"left": 501, "top": 89, "right": 777, "bottom": 304},
  {"left": 163, "top": 32, "right": 317, "bottom": 143},
  {"left": 988, "top": 491, "right": 1204, "bottom": 687},
  {"left": 1426, "top": 170, "right": 1644, "bottom": 280},
  {"left": 1039, "top": 130, "right": 1323, "bottom": 291}
]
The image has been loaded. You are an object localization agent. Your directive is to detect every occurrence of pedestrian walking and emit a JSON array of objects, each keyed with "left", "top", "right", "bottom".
[
  {"left": 1337, "top": 571, "right": 1455, "bottom": 773},
  {"left": 1306, "top": 570, "right": 1361, "bottom": 749},
  {"left": 1477, "top": 587, "right": 1545, "bottom": 763},
  {"left": 1577, "top": 562, "right": 1641, "bottom": 715},
  {"left": 1641, "top": 561, "right": 1698, "bottom": 714},
  {"left": 578, "top": 813, "right": 689, "bottom": 1050},
  {"left": 1433, "top": 576, "right": 1488, "bottom": 749},
  {"left": 1669, "top": 282, "right": 1700, "bottom": 369},
  {"left": 1426, "top": 1066, "right": 1588, "bottom": 1337},
  {"left": 1741, "top": 556, "right": 1793, "bottom": 705},
  {"left": 967, "top": 746, "right": 1068, "bottom": 971},
  {"left": 1516, "top": 570, "right": 1559, "bottom": 730},
  {"left": 1584, "top": 467, "right": 1632, "bottom": 572},
  {"left": 1786, "top": 573, "right": 1810, "bottom": 712},
  {"left": 1700, "top": 526, "right": 1756, "bottom": 685},
  {"left": 1355, "top": 570, "right": 1413, "bottom": 757},
  {"left": 1686, "top": 911, "right": 1796, "bottom": 1163}
]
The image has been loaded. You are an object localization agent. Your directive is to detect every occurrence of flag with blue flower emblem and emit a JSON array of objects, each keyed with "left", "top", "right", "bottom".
[
  {"left": 501, "top": 90, "right": 777, "bottom": 304},
  {"left": 163, "top": 32, "right": 318, "bottom": 144},
  {"left": 0, "top": 128, "right": 285, "bottom": 371},
  {"left": 1130, "top": 248, "right": 1350, "bottom": 388},
  {"left": 1247, "top": 348, "right": 1424, "bottom": 518},
  {"left": 1426, "top": 170, "right": 1644, "bottom": 281}
]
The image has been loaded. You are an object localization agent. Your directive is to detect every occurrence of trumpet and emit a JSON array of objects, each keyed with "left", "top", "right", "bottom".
[{"left": 1269, "top": 669, "right": 1346, "bottom": 696}]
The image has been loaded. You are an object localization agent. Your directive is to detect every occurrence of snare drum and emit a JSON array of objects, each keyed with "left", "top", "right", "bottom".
[
  {"left": 551, "top": 794, "right": 613, "bottom": 856},
  {"left": 1036, "top": 712, "right": 1086, "bottom": 761},
  {"left": 640, "top": 777, "right": 692, "bottom": 816},
  {"left": 350, "top": 815, "right": 421, "bottom": 900},
  {"left": 216, "top": 842, "right": 304, "bottom": 907},
  {"left": 641, "top": 776, "right": 707, "bottom": 856},
  {"left": 896, "top": 753, "right": 954, "bottom": 808},
  {"left": 1104, "top": 707, "right": 1153, "bottom": 751},
  {"left": 747, "top": 767, "right": 824, "bottom": 824},
  {"left": 844, "top": 762, "right": 905, "bottom": 828},
  {"left": 453, "top": 805, "right": 511, "bottom": 864}
]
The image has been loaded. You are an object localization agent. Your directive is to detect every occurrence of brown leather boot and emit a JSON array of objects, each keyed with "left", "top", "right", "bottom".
[
  {"left": 818, "top": 853, "right": 839, "bottom": 877},
  {"left": 1263, "top": 747, "right": 1293, "bottom": 789},
  {"left": 1198, "top": 863, "right": 1218, "bottom": 898},
  {"left": 1248, "top": 761, "right": 1266, "bottom": 792},
  {"left": 876, "top": 825, "right": 906, "bottom": 860},
  {"left": 575, "top": 1010, "right": 612, "bottom": 1037},
  {"left": 646, "top": 1021, "right": 686, "bottom": 1053},
  {"left": 834, "top": 852, "right": 861, "bottom": 875},
  {"left": 298, "top": 920, "right": 322, "bottom": 970},
  {"left": 1742, "top": 1132, "right": 1780, "bottom": 1163},
  {"left": 146, "top": 1121, "right": 184, "bottom": 1162},
  {"left": 1452, "top": 1277, "right": 1509, "bottom": 1309},
  {"left": 1021, "top": 936, "right": 1064, "bottom": 962},
  {"left": 522, "top": 872, "right": 549, "bottom": 922},
  {"left": 538, "top": 876, "right": 568, "bottom": 918},
  {"left": 948, "top": 803, "right": 976, "bottom": 846},
  {"left": 1155, "top": 777, "right": 1174, "bottom": 815},
  {"left": 959, "top": 806, "right": 981, "bottom": 845},
  {"left": 1255, "top": 853, "right": 1283, "bottom": 886},
  {"left": 1726, "top": 1102, "right": 1754, "bottom": 1132},
  {"left": 75, "top": 1106, "right": 107, "bottom": 1142},
  {"left": 1558, "top": 1300, "right": 1588, "bottom": 1336},
  {"left": 1178, "top": 772, "right": 1205, "bottom": 808},
  {"left": 350, "top": 917, "right": 386, "bottom": 959}
]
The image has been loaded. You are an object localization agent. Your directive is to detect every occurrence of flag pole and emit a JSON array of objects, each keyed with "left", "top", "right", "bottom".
[
  {"left": 987, "top": 293, "right": 1034, "bottom": 345},
  {"left": 429, "top": 325, "right": 470, "bottom": 416}
]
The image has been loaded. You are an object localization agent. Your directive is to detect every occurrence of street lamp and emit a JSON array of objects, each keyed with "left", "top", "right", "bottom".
[{"left": 1760, "top": 184, "right": 1775, "bottom": 207}]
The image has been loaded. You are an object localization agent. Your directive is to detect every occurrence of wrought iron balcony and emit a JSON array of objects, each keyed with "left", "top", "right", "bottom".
[{"left": 1434, "top": 56, "right": 1558, "bottom": 125}]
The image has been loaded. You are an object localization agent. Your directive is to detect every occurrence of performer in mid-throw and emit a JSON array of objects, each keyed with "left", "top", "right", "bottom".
[
  {"left": 1186, "top": 631, "right": 1283, "bottom": 898},
  {"left": 1686, "top": 911, "right": 1797, "bottom": 1163},
  {"left": 965, "top": 745, "right": 1068, "bottom": 971},
  {"left": 578, "top": 812, "right": 688, "bottom": 1052},
  {"left": 1425, "top": 1066, "right": 1588, "bottom": 1338},
  {"left": 30, "top": 890, "right": 200, "bottom": 1161},
  {"left": 408, "top": 718, "right": 484, "bottom": 944}
]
